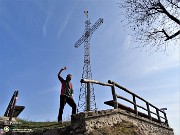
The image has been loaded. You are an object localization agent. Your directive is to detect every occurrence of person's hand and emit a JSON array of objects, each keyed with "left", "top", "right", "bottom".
[
  {"left": 62, "top": 66, "right": 66, "bottom": 70},
  {"left": 58, "top": 66, "right": 66, "bottom": 76}
]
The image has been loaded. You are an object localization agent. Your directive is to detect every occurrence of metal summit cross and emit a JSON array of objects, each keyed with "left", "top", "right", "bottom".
[{"left": 74, "top": 11, "right": 103, "bottom": 112}]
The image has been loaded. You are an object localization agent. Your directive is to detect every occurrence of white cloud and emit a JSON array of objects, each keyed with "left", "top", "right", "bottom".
[
  {"left": 57, "top": 1, "right": 80, "bottom": 39},
  {"left": 123, "top": 35, "right": 132, "bottom": 50},
  {"left": 35, "top": 1, "right": 56, "bottom": 37},
  {"left": 57, "top": 12, "right": 72, "bottom": 38},
  {"left": 42, "top": 2, "right": 57, "bottom": 37},
  {"left": 43, "top": 13, "right": 51, "bottom": 37}
]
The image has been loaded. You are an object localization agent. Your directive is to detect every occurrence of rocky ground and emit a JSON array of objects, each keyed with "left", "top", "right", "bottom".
[
  {"left": 89, "top": 121, "right": 139, "bottom": 135},
  {"left": 1, "top": 118, "right": 139, "bottom": 135}
]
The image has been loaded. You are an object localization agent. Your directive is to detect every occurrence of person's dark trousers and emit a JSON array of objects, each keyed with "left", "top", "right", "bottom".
[{"left": 58, "top": 95, "right": 77, "bottom": 122}]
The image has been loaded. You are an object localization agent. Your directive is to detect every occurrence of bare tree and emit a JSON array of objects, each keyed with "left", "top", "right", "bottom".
[{"left": 118, "top": 0, "right": 180, "bottom": 52}]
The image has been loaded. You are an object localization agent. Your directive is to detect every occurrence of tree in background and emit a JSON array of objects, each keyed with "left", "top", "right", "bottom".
[{"left": 118, "top": 0, "right": 180, "bottom": 52}]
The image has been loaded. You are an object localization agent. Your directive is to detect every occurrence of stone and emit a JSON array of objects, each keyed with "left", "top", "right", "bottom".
[
  {"left": 71, "top": 109, "right": 174, "bottom": 135},
  {"left": 0, "top": 116, "right": 17, "bottom": 125}
]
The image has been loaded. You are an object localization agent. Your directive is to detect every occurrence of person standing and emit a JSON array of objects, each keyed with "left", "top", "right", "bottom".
[{"left": 57, "top": 67, "right": 77, "bottom": 122}]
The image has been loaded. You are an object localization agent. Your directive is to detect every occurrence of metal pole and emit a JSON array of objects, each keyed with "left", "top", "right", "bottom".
[{"left": 87, "top": 82, "right": 91, "bottom": 111}]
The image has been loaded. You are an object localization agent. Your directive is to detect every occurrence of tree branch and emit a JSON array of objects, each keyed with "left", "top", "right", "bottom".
[
  {"left": 162, "top": 29, "right": 169, "bottom": 38},
  {"left": 158, "top": 2, "right": 180, "bottom": 25},
  {"left": 165, "top": 30, "right": 180, "bottom": 41},
  {"left": 166, "top": 0, "right": 180, "bottom": 8}
]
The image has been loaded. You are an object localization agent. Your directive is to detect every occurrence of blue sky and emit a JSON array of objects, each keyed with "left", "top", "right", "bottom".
[{"left": 0, "top": 0, "right": 179, "bottom": 134}]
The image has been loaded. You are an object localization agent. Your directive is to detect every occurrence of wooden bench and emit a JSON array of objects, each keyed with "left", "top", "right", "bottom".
[{"left": 4, "top": 91, "right": 25, "bottom": 121}]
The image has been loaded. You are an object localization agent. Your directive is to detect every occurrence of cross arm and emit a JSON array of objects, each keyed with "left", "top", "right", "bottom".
[
  {"left": 74, "top": 18, "right": 103, "bottom": 48},
  {"left": 90, "top": 18, "right": 103, "bottom": 36},
  {"left": 75, "top": 35, "right": 85, "bottom": 48}
]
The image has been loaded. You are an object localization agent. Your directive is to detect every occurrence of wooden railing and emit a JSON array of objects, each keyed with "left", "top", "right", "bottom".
[{"left": 80, "top": 79, "right": 169, "bottom": 127}]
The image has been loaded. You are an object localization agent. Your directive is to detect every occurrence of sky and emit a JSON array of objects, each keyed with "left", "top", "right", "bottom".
[{"left": 0, "top": 0, "right": 179, "bottom": 134}]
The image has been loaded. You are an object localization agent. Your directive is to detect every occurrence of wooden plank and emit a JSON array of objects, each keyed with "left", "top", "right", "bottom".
[
  {"left": 104, "top": 100, "right": 162, "bottom": 124},
  {"left": 104, "top": 100, "right": 135, "bottom": 114},
  {"left": 136, "top": 104, "right": 148, "bottom": 112},
  {"left": 117, "top": 95, "right": 148, "bottom": 112},
  {"left": 13, "top": 106, "right": 25, "bottom": 117},
  {"left": 117, "top": 95, "right": 134, "bottom": 105},
  {"left": 81, "top": 79, "right": 113, "bottom": 86}
]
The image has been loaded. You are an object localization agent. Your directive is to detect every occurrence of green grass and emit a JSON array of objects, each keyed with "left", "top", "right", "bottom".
[{"left": 10, "top": 118, "right": 71, "bottom": 132}]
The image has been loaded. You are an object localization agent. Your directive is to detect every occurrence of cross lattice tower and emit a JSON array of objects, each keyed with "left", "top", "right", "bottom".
[{"left": 74, "top": 12, "right": 103, "bottom": 112}]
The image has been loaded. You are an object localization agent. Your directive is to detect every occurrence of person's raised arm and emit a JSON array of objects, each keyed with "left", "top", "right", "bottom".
[{"left": 58, "top": 67, "right": 66, "bottom": 81}]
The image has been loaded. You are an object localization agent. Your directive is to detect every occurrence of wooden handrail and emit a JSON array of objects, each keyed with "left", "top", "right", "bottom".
[
  {"left": 117, "top": 95, "right": 166, "bottom": 119},
  {"left": 81, "top": 79, "right": 113, "bottom": 86},
  {"left": 117, "top": 95, "right": 134, "bottom": 105},
  {"left": 108, "top": 80, "right": 169, "bottom": 125},
  {"left": 80, "top": 79, "right": 169, "bottom": 127},
  {"left": 108, "top": 80, "right": 166, "bottom": 114}
]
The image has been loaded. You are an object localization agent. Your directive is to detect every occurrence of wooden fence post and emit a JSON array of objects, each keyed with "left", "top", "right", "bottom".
[
  {"left": 111, "top": 84, "right": 118, "bottom": 109},
  {"left": 146, "top": 102, "right": 152, "bottom": 120},
  {"left": 132, "top": 94, "right": 138, "bottom": 115},
  {"left": 163, "top": 112, "right": 169, "bottom": 127},
  {"left": 156, "top": 108, "right": 161, "bottom": 124}
]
